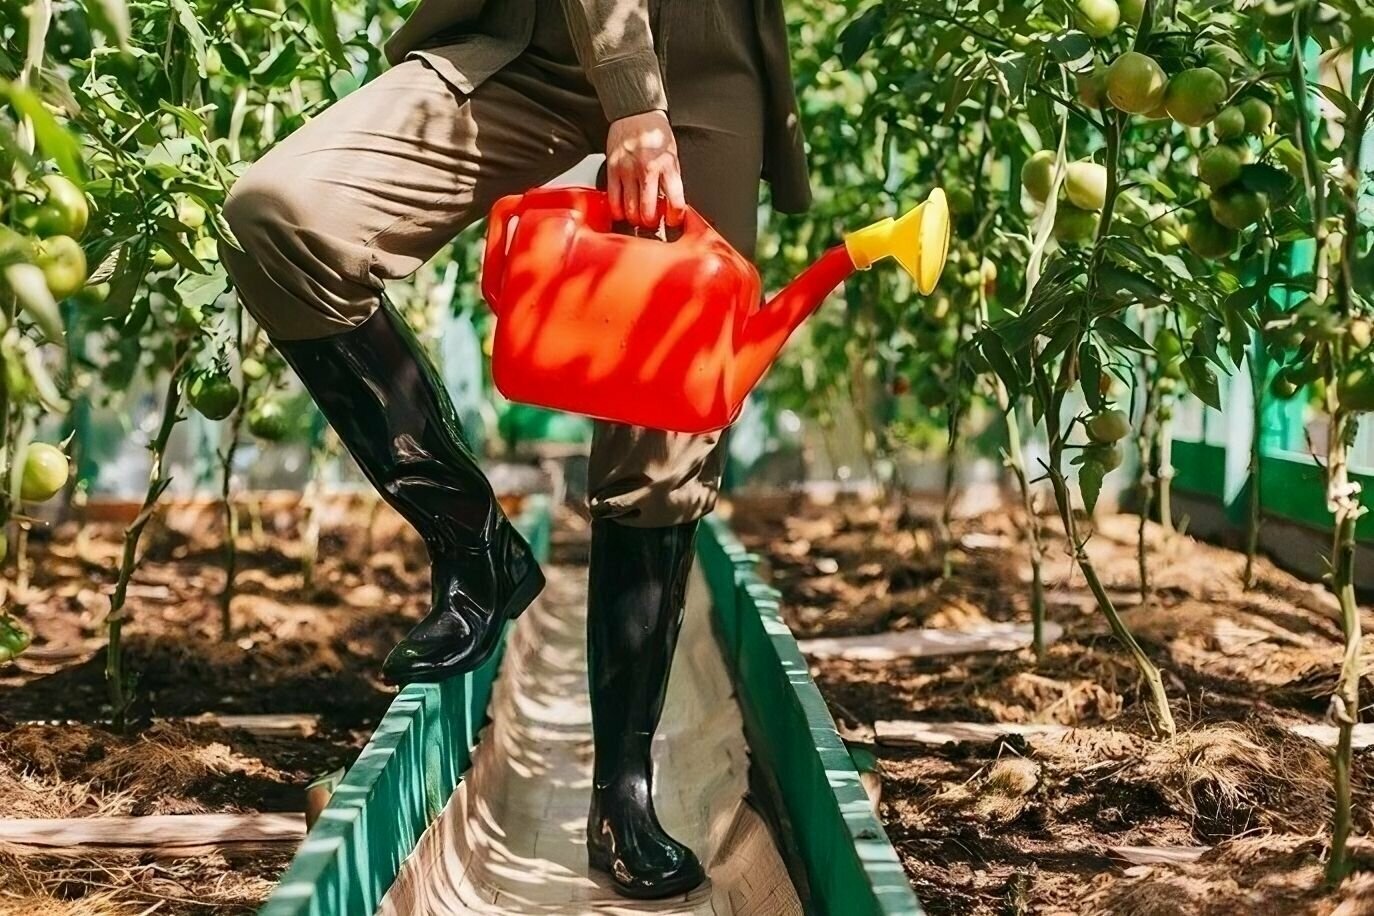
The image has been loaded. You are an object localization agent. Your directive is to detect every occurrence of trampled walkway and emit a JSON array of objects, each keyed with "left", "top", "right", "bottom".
[{"left": 378, "top": 554, "right": 801, "bottom": 915}]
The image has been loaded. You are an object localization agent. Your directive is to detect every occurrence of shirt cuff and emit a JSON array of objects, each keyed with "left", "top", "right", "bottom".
[{"left": 589, "top": 51, "right": 669, "bottom": 121}]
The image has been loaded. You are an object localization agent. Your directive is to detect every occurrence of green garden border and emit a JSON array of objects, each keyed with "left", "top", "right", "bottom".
[
  {"left": 698, "top": 515, "right": 925, "bottom": 916},
  {"left": 259, "top": 495, "right": 551, "bottom": 916}
]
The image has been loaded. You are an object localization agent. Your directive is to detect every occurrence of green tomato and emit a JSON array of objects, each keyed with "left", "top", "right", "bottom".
[
  {"left": 23, "top": 175, "right": 90, "bottom": 240},
  {"left": 1076, "top": 0, "right": 1121, "bottom": 38},
  {"left": 21, "top": 442, "right": 69, "bottom": 502},
  {"left": 1209, "top": 186, "right": 1268, "bottom": 231},
  {"left": 1053, "top": 205, "right": 1099, "bottom": 244},
  {"left": 1064, "top": 161, "right": 1107, "bottom": 211},
  {"left": 1198, "top": 145, "right": 1244, "bottom": 189},
  {"left": 1185, "top": 214, "right": 1237, "bottom": 259},
  {"left": 1119, "top": 0, "right": 1144, "bottom": 25},
  {"left": 34, "top": 235, "right": 88, "bottom": 300},
  {"left": 1076, "top": 65, "right": 1108, "bottom": 110},
  {"left": 1164, "top": 68, "right": 1229, "bottom": 127},
  {"left": 151, "top": 247, "right": 176, "bottom": 270},
  {"left": 177, "top": 196, "right": 207, "bottom": 231},
  {"left": 1021, "top": 150, "right": 1056, "bottom": 203},
  {"left": 1239, "top": 97, "right": 1273, "bottom": 136},
  {"left": 189, "top": 373, "right": 241, "bottom": 421},
  {"left": 241, "top": 356, "right": 267, "bottom": 381},
  {"left": 1085, "top": 408, "right": 1130, "bottom": 443},
  {"left": 1106, "top": 52, "right": 1168, "bottom": 115},
  {"left": 1154, "top": 327, "right": 1182, "bottom": 361},
  {"left": 248, "top": 399, "right": 291, "bottom": 440},
  {"left": 0, "top": 614, "right": 30, "bottom": 658},
  {"left": 1084, "top": 442, "right": 1124, "bottom": 472},
  {"left": 1213, "top": 106, "right": 1247, "bottom": 140}
]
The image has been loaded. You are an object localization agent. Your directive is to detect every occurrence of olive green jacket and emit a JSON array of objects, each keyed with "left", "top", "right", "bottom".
[{"left": 384, "top": 0, "right": 812, "bottom": 213}]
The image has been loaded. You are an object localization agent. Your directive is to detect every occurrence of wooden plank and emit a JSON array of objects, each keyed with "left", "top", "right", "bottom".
[
  {"left": 875, "top": 720, "right": 1072, "bottom": 747},
  {"left": 1109, "top": 845, "right": 1209, "bottom": 866},
  {"left": 798, "top": 621, "right": 1063, "bottom": 662},
  {"left": 1286, "top": 722, "right": 1374, "bottom": 749},
  {"left": 0, "top": 813, "right": 304, "bottom": 856}
]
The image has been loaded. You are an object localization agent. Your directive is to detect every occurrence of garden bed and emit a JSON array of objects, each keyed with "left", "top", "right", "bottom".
[
  {"left": 727, "top": 493, "right": 1374, "bottom": 915},
  {"left": 0, "top": 492, "right": 527, "bottom": 916}
]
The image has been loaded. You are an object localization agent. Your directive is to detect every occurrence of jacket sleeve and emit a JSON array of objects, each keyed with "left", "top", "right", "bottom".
[{"left": 558, "top": 0, "right": 668, "bottom": 121}]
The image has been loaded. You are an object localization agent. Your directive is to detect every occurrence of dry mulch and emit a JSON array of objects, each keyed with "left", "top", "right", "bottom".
[
  {"left": 729, "top": 492, "right": 1374, "bottom": 915},
  {"left": 0, "top": 495, "right": 447, "bottom": 915}
]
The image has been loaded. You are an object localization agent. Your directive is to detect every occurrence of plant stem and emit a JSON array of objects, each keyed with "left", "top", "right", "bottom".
[
  {"left": 1034, "top": 103, "right": 1175, "bottom": 737},
  {"left": 217, "top": 317, "right": 256, "bottom": 641},
  {"left": 1006, "top": 399, "right": 1047, "bottom": 661},
  {"left": 1135, "top": 371, "right": 1156, "bottom": 604},
  {"left": 107, "top": 347, "right": 185, "bottom": 732},
  {"left": 1243, "top": 335, "right": 1266, "bottom": 589}
]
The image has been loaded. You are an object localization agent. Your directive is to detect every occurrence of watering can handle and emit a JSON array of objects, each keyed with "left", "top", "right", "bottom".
[{"left": 482, "top": 193, "right": 525, "bottom": 312}]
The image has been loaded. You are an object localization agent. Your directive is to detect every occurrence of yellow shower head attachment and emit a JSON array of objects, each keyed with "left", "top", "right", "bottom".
[{"left": 843, "top": 188, "right": 951, "bottom": 296}]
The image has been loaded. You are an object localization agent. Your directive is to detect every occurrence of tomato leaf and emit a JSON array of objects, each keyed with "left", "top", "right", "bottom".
[
  {"left": 1094, "top": 316, "right": 1151, "bottom": 351},
  {"left": 1181, "top": 355, "right": 1221, "bottom": 409}
]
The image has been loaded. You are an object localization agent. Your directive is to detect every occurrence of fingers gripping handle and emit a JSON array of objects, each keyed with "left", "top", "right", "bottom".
[{"left": 482, "top": 194, "right": 525, "bottom": 313}]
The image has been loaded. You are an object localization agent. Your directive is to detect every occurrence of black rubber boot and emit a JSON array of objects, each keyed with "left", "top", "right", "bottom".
[
  {"left": 585, "top": 519, "right": 706, "bottom": 900},
  {"left": 275, "top": 302, "right": 544, "bottom": 684}
]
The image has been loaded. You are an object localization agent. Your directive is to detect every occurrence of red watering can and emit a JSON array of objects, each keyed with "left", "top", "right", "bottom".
[{"left": 482, "top": 186, "right": 950, "bottom": 434}]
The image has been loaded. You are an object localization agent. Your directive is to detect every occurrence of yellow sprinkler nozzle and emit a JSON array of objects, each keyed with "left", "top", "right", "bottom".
[{"left": 843, "top": 188, "right": 951, "bottom": 295}]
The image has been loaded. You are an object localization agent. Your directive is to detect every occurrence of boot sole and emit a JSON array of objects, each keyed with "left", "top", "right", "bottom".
[
  {"left": 381, "top": 562, "right": 546, "bottom": 685},
  {"left": 586, "top": 847, "right": 706, "bottom": 900}
]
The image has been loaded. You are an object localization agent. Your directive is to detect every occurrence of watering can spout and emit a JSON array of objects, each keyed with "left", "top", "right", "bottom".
[{"left": 731, "top": 189, "right": 951, "bottom": 404}]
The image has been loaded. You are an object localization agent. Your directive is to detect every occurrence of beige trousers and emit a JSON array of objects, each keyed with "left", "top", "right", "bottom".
[{"left": 222, "top": 0, "right": 765, "bottom": 527}]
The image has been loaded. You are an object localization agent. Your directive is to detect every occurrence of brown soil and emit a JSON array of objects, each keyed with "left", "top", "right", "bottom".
[
  {"left": 728, "top": 493, "right": 1374, "bottom": 915},
  {"left": 0, "top": 493, "right": 489, "bottom": 915}
]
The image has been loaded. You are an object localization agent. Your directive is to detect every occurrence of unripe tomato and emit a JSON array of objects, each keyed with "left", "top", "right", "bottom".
[
  {"left": 1084, "top": 442, "right": 1124, "bottom": 472},
  {"left": 1239, "top": 97, "right": 1273, "bottom": 136},
  {"left": 1154, "top": 327, "right": 1182, "bottom": 361},
  {"left": 1065, "top": 161, "right": 1107, "bottom": 211},
  {"left": 241, "top": 356, "right": 267, "bottom": 381},
  {"left": 1185, "top": 215, "right": 1237, "bottom": 259},
  {"left": 177, "top": 196, "right": 207, "bottom": 231},
  {"left": 248, "top": 399, "right": 291, "bottom": 440},
  {"left": 1118, "top": 0, "right": 1144, "bottom": 25},
  {"left": 189, "top": 373, "right": 241, "bottom": 421},
  {"left": 21, "top": 442, "right": 69, "bottom": 502},
  {"left": 1213, "top": 106, "right": 1246, "bottom": 140},
  {"left": 1021, "top": 150, "right": 1056, "bottom": 203},
  {"left": 1209, "top": 186, "right": 1268, "bottom": 231},
  {"left": 1086, "top": 408, "right": 1130, "bottom": 443},
  {"left": 1076, "top": 66, "right": 1108, "bottom": 110},
  {"left": 34, "top": 235, "right": 88, "bottom": 300},
  {"left": 1198, "top": 145, "right": 1244, "bottom": 189},
  {"left": 1164, "top": 68, "right": 1229, "bottom": 127},
  {"left": 1053, "top": 205, "right": 1099, "bottom": 244},
  {"left": 1076, "top": 0, "right": 1121, "bottom": 38},
  {"left": 23, "top": 175, "right": 90, "bottom": 240},
  {"left": 1106, "top": 52, "right": 1168, "bottom": 115},
  {"left": 151, "top": 247, "right": 176, "bottom": 270}
]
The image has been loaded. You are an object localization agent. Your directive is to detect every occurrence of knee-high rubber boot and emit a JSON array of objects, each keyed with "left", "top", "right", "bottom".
[
  {"left": 274, "top": 302, "right": 545, "bottom": 684},
  {"left": 585, "top": 519, "right": 706, "bottom": 899}
]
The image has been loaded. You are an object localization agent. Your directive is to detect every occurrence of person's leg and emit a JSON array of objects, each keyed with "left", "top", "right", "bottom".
[
  {"left": 583, "top": 100, "right": 766, "bottom": 899},
  {"left": 222, "top": 59, "right": 595, "bottom": 683}
]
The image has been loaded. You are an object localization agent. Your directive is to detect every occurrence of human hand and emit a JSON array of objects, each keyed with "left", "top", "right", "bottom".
[{"left": 605, "top": 110, "right": 686, "bottom": 229}]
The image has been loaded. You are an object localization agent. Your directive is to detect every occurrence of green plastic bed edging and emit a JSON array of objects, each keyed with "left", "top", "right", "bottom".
[
  {"left": 259, "top": 495, "right": 551, "bottom": 916},
  {"left": 698, "top": 515, "right": 925, "bottom": 916}
]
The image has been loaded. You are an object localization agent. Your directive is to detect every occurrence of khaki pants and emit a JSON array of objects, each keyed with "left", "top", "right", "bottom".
[{"left": 222, "top": 0, "right": 765, "bottom": 527}]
